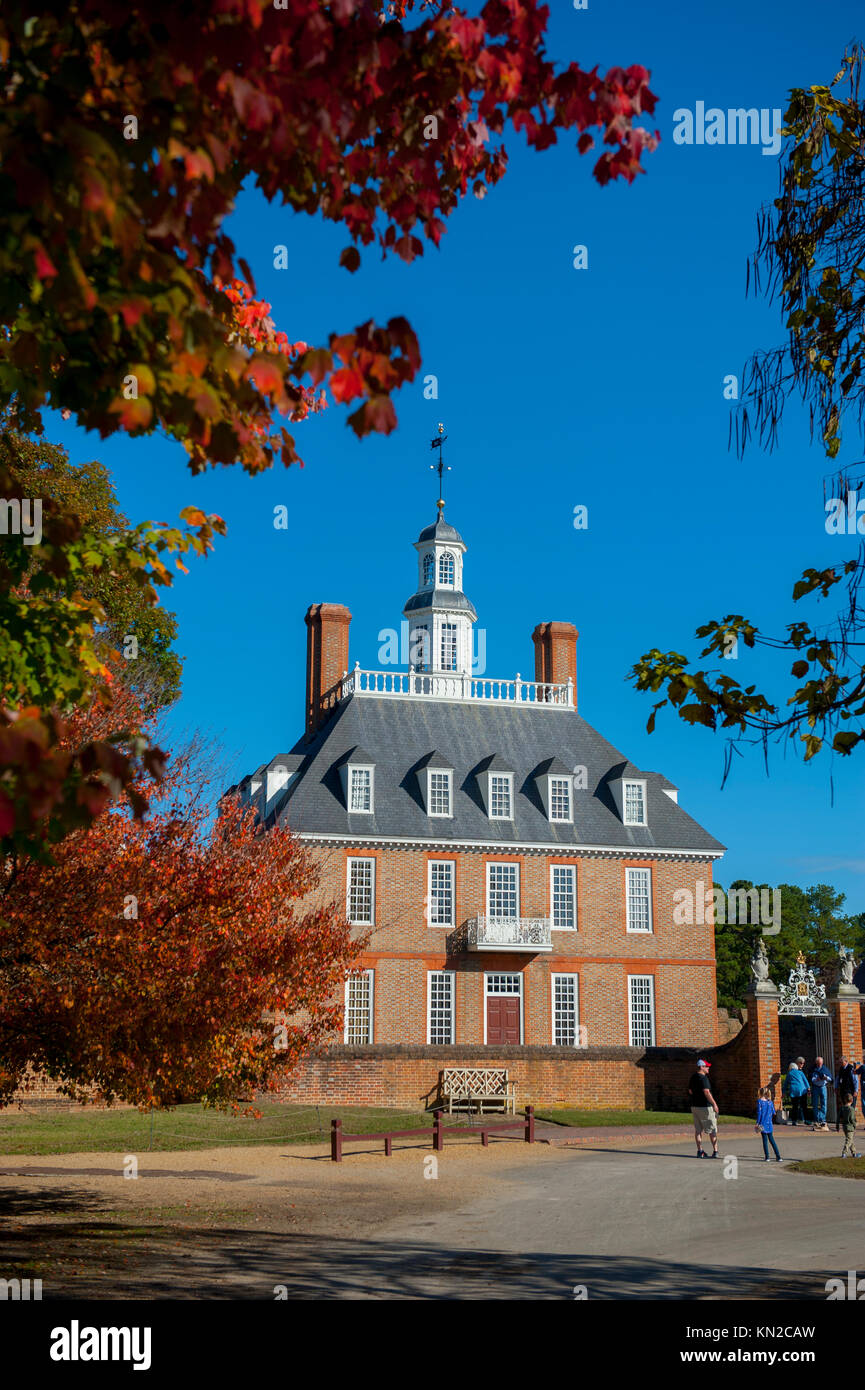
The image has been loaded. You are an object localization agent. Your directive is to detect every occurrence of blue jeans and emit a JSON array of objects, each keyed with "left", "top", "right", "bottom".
[
  {"left": 812, "top": 1085, "right": 827, "bottom": 1125},
  {"left": 761, "top": 1131, "right": 780, "bottom": 1160}
]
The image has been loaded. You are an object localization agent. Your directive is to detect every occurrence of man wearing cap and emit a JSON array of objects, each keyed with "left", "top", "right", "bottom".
[{"left": 688, "top": 1059, "right": 720, "bottom": 1158}]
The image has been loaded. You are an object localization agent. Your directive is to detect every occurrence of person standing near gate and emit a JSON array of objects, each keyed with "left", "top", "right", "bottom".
[
  {"left": 810, "top": 1056, "right": 833, "bottom": 1131},
  {"left": 688, "top": 1059, "right": 720, "bottom": 1158},
  {"left": 783, "top": 1059, "right": 810, "bottom": 1126}
]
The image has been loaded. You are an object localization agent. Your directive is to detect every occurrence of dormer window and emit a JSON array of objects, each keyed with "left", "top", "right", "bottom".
[
  {"left": 438, "top": 551, "right": 455, "bottom": 586},
  {"left": 349, "top": 766, "right": 373, "bottom": 813},
  {"left": 549, "top": 776, "right": 572, "bottom": 823},
  {"left": 428, "top": 769, "right": 452, "bottom": 817},
  {"left": 623, "top": 780, "right": 646, "bottom": 826},
  {"left": 422, "top": 552, "right": 434, "bottom": 586},
  {"left": 490, "top": 773, "right": 513, "bottom": 820}
]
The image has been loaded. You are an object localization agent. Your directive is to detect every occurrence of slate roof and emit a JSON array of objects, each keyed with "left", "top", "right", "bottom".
[
  {"left": 417, "top": 518, "right": 465, "bottom": 546},
  {"left": 254, "top": 694, "right": 724, "bottom": 854}
]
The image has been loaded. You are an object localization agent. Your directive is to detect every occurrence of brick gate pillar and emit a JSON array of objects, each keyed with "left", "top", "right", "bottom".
[
  {"left": 745, "top": 989, "right": 781, "bottom": 1102},
  {"left": 827, "top": 991, "right": 865, "bottom": 1072}
]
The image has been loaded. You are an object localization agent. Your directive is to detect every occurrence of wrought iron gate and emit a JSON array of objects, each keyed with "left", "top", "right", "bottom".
[{"left": 778, "top": 953, "right": 836, "bottom": 1125}]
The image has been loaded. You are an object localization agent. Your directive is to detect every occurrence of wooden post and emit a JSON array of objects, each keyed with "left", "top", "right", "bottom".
[
  {"left": 384, "top": 1135, "right": 392, "bottom": 1157},
  {"left": 433, "top": 1111, "right": 443, "bottom": 1152},
  {"left": 481, "top": 1129, "right": 489, "bottom": 1147},
  {"left": 331, "top": 1117, "right": 342, "bottom": 1163},
  {"left": 525, "top": 1105, "right": 535, "bottom": 1143}
]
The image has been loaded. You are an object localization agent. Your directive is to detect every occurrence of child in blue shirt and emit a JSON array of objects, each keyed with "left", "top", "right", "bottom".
[{"left": 755, "top": 1087, "right": 783, "bottom": 1162}]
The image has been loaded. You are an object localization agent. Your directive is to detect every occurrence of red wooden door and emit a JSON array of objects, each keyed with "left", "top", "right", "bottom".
[{"left": 487, "top": 995, "right": 520, "bottom": 1044}]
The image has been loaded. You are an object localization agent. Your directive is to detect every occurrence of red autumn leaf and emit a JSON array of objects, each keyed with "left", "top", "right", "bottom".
[{"left": 330, "top": 366, "right": 366, "bottom": 403}]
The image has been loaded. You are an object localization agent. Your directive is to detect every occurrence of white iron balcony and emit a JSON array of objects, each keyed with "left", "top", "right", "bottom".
[
  {"left": 467, "top": 915, "right": 553, "bottom": 952},
  {"left": 337, "top": 663, "right": 574, "bottom": 708}
]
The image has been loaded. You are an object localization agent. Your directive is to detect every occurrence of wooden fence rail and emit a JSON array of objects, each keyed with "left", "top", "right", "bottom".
[{"left": 331, "top": 1106, "right": 535, "bottom": 1162}]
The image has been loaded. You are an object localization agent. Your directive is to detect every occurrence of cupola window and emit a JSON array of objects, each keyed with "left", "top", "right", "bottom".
[{"left": 438, "top": 551, "right": 455, "bottom": 586}]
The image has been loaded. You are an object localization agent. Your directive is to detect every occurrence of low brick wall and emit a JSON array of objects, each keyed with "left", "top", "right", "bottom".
[{"left": 272, "top": 1043, "right": 743, "bottom": 1113}]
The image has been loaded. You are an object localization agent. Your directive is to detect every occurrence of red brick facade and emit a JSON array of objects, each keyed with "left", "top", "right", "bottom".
[{"left": 304, "top": 841, "right": 720, "bottom": 1051}]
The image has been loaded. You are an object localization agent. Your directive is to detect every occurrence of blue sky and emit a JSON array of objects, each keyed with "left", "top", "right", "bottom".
[{"left": 49, "top": 0, "right": 865, "bottom": 910}]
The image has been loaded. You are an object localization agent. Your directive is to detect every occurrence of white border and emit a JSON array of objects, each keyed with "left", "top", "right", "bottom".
[
  {"left": 427, "top": 969, "right": 455, "bottom": 1044},
  {"left": 346, "top": 855, "right": 376, "bottom": 926},
  {"left": 549, "top": 863, "right": 578, "bottom": 930},
  {"left": 551, "top": 972, "right": 579, "bottom": 1045},
  {"left": 627, "top": 973, "right": 655, "bottom": 1047}
]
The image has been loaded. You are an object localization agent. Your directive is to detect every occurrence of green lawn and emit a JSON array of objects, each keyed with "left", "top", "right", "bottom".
[
  {"left": 535, "top": 1108, "right": 752, "bottom": 1128},
  {"left": 0, "top": 1102, "right": 437, "bottom": 1155},
  {"left": 787, "top": 1155, "right": 865, "bottom": 1179}
]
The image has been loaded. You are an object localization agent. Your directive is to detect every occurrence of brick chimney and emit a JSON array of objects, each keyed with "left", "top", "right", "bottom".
[
  {"left": 305, "top": 603, "right": 351, "bottom": 739},
  {"left": 532, "top": 621, "right": 578, "bottom": 708}
]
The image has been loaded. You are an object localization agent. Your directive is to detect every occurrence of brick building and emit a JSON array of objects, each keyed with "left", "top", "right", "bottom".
[{"left": 233, "top": 505, "right": 727, "bottom": 1093}]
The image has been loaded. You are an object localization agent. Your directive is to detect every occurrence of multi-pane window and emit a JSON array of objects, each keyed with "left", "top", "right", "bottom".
[
  {"left": 344, "top": 969, "right": 374, "bottom": 1044},
  {"left": 440, "top": 622, "right": 458, "bottom": 671},
  {"left": 428, "top": 860, "right": 455, "bottom": 927},
  {"left": 428, "top": 971, "right": 455, "bottom": 1044},
  {"left": 487, "top": 862, "right": 519, "bottom": 920},
  {"left": 409, "top": 624, "right": 430, "bottom": 669},
  {"left": 626, "top": 867, "right": 652, "bottom": 933},
  {"left": 438, "top": 551, "right": 455, "bottom": 585},
  {"left": 489, "top": 773, "right": 512, "bottom": 819},
  {"left": 549, "top": 776, "right": 572, "bottom": 822},
  {"left": 347, "top": 857, "right": 375, "bottom": 925},
  {"left": 552, "top": 974, "right": 579, "bottom": 1046},
  {"left": 422, "top": 552, "right": 434, "bottom": 586},
  {"left": 628, "top": 974, "right": 655, "bottom": 1046},
  {"left": 349, "top": 766, "right": 372, "bottom": 813},
  {"left": 428, "top": 770, "right": 452, "bottom": 817},
  {"left": 551, "top": 865, "right": 577, "bottom": 930},
  {"left": 624, "top": 780, "right": 646, "bottom": 825}
]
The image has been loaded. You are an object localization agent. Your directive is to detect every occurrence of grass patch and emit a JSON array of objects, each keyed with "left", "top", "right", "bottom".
[
  {"left": 535, "top": 1108, "right": 752, "bottom": 1128},
  {"left": 786, "top": 1155, "right": 865, "bottom": 1179},
  {"left": 0, "top": 1102, "right": 437, "bottom": 1155}
]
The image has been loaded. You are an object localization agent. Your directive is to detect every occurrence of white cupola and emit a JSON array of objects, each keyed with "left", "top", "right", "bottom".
[{"left": 403, "top": 512, "right": 477, "bottom": 676}]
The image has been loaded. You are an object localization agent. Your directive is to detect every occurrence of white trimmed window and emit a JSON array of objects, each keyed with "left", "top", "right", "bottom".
[
  {"left": 440, "top": 622, "right": 458, "bottom": 671},
  {"left": 624, "top": 780, "right": 646, "bottom": 826},
  {"left": 428, "top": 769, "right": 452, "bottom": 817},
  {"left": 552, "top": 973, "right": 579, "bottom": 1046},
  {"left": 549, "top": 776, "right": 572, "bottom": 822},
  {"left": 348, "top": 765, "right": 373, "bottom": 813},
  {"left": 409, "top": 624, "right": 430, "bottom": 669},
  {"left": 428, "top": 860, "right": 455, "bottom": 927},
  {"left": 438, "top": 551, "right": 455, "bottom": 586},
  {"left": 422, "top": 552, "right": 434, "bottom": 586},
  {"left": 428, "top": 971, "right": 455, "bottom": 1044},
  {"left": 628, "top": 974, "right": 655, "bottom": 1046},
  {"left": 487, "top": 862, "right": 519, "bottom": 920},
  {"left": 550, "top": 864, "right": 577, "bottom": 930},
  {"left": 347, "top": 857, "right": 375, "bottom": 925},
  {"left": 489, "top": 773, "right": 513, "bottom": 820},
  {"left": 344, "top": 969, "right": 374, "bottom": 1044},
  {"left": 626, "top": 867, "right": 652, "bottom": 933}
]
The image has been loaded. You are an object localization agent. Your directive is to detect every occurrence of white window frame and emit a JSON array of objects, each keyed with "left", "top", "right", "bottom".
[
  {"left": 626, "top": 866, "right": 653, "bottom": 934},
  {"left": 427, "top": 970, "right": 455, "bottom": 1044},
  {"left": 427, "top": 768, "right": 453, "bottom": 818},
  {"left": 550, "top": 864, "right": 578, "bottom": 930},
  {"left": 486, "top": 861, "right": 520, "bottom": 920},
  {"left": 438, "top": 551, "right": 455, "bottom": 586},
  {"left": 344, "top": 968, "right": 374, "bottom": 1044},
  {"left": 427, "top": 859, "right": 456, "bottom": 928},
  {"left": 348, "top": 764, "right": 374, "bottom": 814},
  {"left": 422, "top": 552, "right": 435, "bottom": 587},
  {"left": 623, "top": 778, "right": 647, "bottom": 826},
  {"left": 548, "top": 775, "right": 573, "bottom": 823},
  {"left": 440, "top": 621, "right": 458, "bottom": 671},
  {"left": 346, "top": 856, "right": 375, "bottom": 926},
  {"left": 483, "top": 972, "right": 523, "bottom": 1044},
  {"left": 628, "top": 974, "right": 656, "bottom": 1047},
  {"left": 488, "top": 771, "right": 514, "bottom": 820},
  {"left": 551, "top": 973, "right": 579, "bottom": 1046}
]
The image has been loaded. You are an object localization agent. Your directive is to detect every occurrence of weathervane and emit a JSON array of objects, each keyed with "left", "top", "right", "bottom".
[{"left": 429, "top": 422, "right": 450, "bottom": 516}]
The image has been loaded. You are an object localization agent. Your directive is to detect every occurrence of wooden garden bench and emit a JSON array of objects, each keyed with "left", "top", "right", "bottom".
[{"left": 441, "top": 1067, "right": 517, "bottom": 1115}]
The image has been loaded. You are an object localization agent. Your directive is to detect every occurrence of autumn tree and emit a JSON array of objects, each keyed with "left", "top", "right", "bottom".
[
  {"left": 631, "top": 48, "right": 865, "bottom": 768},
  {"left": 0, "top": 424, "right": 224, "bottom": 856},
  {"left": 5, "top": 417, "right": 183, "bottom": 709},
  {"left": 0, "top": 1, "right": 656, "bottom": 843},
  {"left": 0, "top": 685, "right": 358, "bottom": 1108}
]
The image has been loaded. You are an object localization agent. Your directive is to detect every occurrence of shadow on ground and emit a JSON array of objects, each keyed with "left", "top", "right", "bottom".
[{"left": 0, "top": 1221, "right": 832, "bottom": 1300}]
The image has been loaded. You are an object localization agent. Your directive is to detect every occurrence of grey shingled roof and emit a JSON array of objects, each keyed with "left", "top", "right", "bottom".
[
  {"left": 259, "top": 694, "right": 724, "bottom": 853},
  {"left": 417, "top": 518, "right": 464, "bottom": 545}
]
